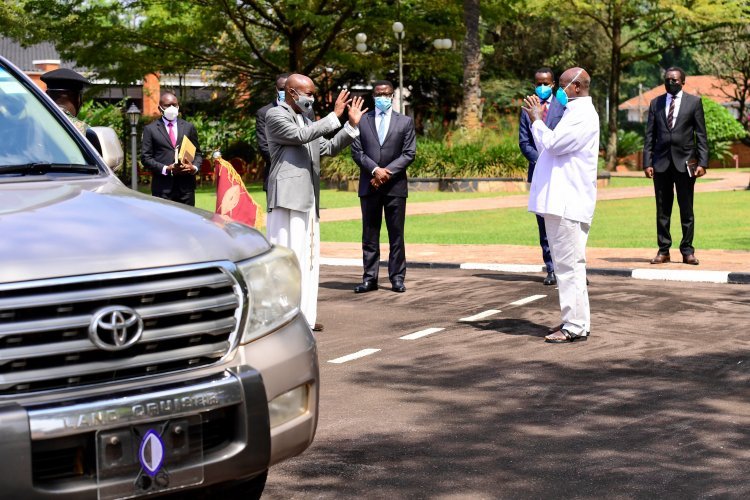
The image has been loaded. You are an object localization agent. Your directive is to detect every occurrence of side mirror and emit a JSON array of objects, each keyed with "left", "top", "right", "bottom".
[{"left": 90, "top": 126, "right": 124, "bottom": 172}]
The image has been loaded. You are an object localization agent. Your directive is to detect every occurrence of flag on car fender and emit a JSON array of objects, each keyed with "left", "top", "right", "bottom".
[{"left": 214, "top": 157, "right": 262, "bottom": 228}]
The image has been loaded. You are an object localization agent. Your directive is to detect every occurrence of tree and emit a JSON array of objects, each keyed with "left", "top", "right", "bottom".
[
  {"left": 536, "top": 0, "right": 747, "bottom": 170},
  {"left": 459, "top": 0, "right": 482, "bottom": 129},
  {"left": 696, "top": 26, "right": 750, "bottom": 139}
]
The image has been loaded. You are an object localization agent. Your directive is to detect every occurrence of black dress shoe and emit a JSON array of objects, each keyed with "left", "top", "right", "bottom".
[
  {"left": 354, "top": 281, "right": 378, "bottom": 293},
  {"left": 543, "top": 271, "right": 556, "bottom": 286},
  {"left": 391, "top": 280, "right": 406, "bottom": 293},
  {"left": 312, "top": 323, "right": 324, "bottom": 332}
]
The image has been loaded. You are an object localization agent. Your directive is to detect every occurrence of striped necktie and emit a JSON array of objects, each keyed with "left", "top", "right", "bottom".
[{"left": 667, "top": 95, "right": 675, "bottom": 130}]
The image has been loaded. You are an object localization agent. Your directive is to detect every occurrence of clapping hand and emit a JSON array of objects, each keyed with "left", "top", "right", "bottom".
[
  {"left": 521, "top": 95, "right": 544, "bottom": 122},
  {"left": 333, "top": 89, "right": 352, "bottom": 118},
  {"left": 347, "top": 95, "right": 368, "bottom": 127}
]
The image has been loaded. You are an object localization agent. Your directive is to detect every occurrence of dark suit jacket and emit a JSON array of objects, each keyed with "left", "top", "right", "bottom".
[
  {"left": 141, "top": 117, "right": 203, "bottom": 199},
  {"left": 643, "top": 92, "right": 708, "bottom": 173},
  {"left": 256, "top": 101, "right": 277, "bottom": 190},
  {"left": 351, "top": 110, "right": 416, "bottom": 198},
  {"left": 518, "top": 96, "right": 565, "bottom": 182}
]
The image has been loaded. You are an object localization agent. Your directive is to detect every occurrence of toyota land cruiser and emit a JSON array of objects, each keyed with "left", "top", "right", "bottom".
[{"left": 0, "top": 55, "right": 318, "bottom": 499}]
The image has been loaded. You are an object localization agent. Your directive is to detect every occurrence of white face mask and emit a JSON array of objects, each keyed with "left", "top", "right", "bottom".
[{"left": 161, "top": 105, "right": 179, "bottom": 121}]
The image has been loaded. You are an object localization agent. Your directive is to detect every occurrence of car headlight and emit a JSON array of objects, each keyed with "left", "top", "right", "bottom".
[{"left": 237, "top": 246, "right": 301, "bottom": 344}]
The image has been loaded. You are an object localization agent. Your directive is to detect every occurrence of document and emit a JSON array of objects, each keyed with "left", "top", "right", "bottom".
[{"left": 179, "top": 135, "right": 196, "bottom": 164}]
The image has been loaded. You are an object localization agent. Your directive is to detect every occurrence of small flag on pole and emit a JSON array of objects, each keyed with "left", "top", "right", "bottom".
[{"left": 214, "top": 155, "right": 263, "bottom": 228}]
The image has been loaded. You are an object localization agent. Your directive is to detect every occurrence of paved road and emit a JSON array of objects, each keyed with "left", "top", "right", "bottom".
[{"left": 264, "top": 266, "right": 750, "bottom": 499}]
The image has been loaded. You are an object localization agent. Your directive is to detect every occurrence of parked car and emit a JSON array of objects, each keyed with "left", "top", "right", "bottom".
[{"left": 0, "top": 55, "right": 318, "bottom": 499}]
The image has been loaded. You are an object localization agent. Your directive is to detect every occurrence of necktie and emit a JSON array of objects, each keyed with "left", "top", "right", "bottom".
[
  {"left": 167, "top": 122, "right": 177, "bottom": 147},
  {"left": 667, "top": 96, "right": 675, "bottom": 130},
  {"left": 542, "top": 102, "right": 549, "bottom": 122},
  {"left": 378, "top": 112, "right": 387, "bottom": 145}
]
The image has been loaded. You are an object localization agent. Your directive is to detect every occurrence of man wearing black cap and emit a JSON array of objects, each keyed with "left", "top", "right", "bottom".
[{"left": 40, "top": 68, "right": 101, "bottom": 154}]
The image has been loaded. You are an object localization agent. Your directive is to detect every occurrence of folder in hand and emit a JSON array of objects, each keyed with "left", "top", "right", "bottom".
[{"left": 179, "top": 135, "right": 196, "bottom": 165}]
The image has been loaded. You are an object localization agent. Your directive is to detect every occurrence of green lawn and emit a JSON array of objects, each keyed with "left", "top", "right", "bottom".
[
  {"left": 194, "top": 183, "right": 515, "bottom": 212},
  {"left": 191, "top": 176, "right": 723, "bottom": 213},
  {"left": 321, "top": 190, "right": 750, "bottom": 250},
  {"left": 607, "top": 176, "right": 717, "bottom": 188}
]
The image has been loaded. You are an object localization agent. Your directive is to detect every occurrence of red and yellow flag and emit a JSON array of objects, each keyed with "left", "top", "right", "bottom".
[{"left": 214, "top": 157, "right": 263, "bottom": 228}]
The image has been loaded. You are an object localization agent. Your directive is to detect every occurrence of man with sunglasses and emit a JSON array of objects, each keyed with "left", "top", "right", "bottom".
[
  {"left": 643, "top": 67, "right": 708, "bottom": 266},
  {"left": 265, "top": 73, "right": 367, "bottom": 333},
  {"left": 522, "top": 67, "right": 599, "bottom": 344},
  {"left": 256, "top": 73, "right": 289, "bottom": 191}
]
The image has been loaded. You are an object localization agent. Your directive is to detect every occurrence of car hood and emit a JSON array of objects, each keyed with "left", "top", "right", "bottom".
[{"left": 0, "top": 176, "right": 271, "bottom": 284}]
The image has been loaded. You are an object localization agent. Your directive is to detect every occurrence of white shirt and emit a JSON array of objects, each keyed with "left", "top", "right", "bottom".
[
  {"left": 528, "top": 96, "right": 600, "bottom": 224},
  {"left": 295, "top": 112, "right": 359, "bottom": 138},
  {"left": 665, "top": 91, "right": 683, "bottom": 126}
]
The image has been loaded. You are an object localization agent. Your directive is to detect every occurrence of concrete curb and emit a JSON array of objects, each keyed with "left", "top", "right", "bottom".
[{"left": 320, "top": 258, "right": 750, "bottom": 285}]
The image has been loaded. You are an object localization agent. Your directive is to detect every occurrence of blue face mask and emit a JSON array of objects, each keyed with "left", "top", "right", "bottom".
[
  {"left": 374, "top": 96, "right": 392, "bottom": 113},
  {"left": 555, "top": 68, "right": 584, "bottom": 107},
  {"left": 535, "top": 85, "right": 553, "bottom": 100},
  {"left": 278, "top": 90, "right": 285, "bottom": 102}
]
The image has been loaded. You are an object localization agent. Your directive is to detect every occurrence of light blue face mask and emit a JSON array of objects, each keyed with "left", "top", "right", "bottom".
[
  {"left": 535, "top": 85, "right": 553, "bottom": 100},
  {"left": 555, "top": 68, "right": 584, "bottom": 107},
  {"left": 374, "top": 96, "right": 392, "bottom": 112},
  {"left": 278, "top": 90, "right": 285, "bottom": 102}
]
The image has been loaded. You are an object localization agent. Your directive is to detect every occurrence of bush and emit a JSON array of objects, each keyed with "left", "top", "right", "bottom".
[
  {"left": 701, "top": 96, "right": 747, "bottom": 161},
  {"left": 323, "top": 126, "right": 528, "bottom": 180}
]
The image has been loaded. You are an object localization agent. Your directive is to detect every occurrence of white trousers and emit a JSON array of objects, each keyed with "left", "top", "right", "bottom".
[
  {"left": 267, "top": 207, "right": 320, "bottom": 329},
  {"left": 544, "top": 214, "right": 590, "bottom": 335}
]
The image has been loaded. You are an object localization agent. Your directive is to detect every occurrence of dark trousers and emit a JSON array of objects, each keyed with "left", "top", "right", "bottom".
[
  {"left": 360, "top": 194, "right": 406, "bottom": 284},
  {"left": 535, "top": 214, "right": 554, "bottom": 273},
  {"left": 653, "top": 163, "right": 696, "bottom": 256},
  {"left": 154, "top": 185, "right": 196, "bottom": 206}
]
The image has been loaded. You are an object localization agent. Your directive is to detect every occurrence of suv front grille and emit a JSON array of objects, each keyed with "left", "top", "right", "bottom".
[{"left": 0, "top": 264, "right": 242, "bottom": 395}]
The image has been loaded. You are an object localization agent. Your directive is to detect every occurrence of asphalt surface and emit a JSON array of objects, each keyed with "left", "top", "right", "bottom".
[{"left": 264, "top": 266, "right": 750, "bottom": 499}]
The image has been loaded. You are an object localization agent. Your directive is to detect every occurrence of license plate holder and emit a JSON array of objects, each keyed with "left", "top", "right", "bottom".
[{"left": 96, "top": 415, "right": 204, "bottom": 499}]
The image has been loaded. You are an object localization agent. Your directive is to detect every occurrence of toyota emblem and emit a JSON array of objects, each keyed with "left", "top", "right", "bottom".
[{"left": 89, "top": 305, "right": 144, "bottom": 351}]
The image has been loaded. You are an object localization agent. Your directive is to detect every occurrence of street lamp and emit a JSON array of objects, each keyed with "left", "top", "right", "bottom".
[
  {"left": 433, "top": 38, "right": 453, "bottom": 50},
  {"left": 126, "top": 103, "right": 141, "bottom": 191},
  {"left": 355, "top": 32, "right": 367, "bottom": 53},
  {"left": 392, "top": 21, "right": 405, "bottom": 114}
]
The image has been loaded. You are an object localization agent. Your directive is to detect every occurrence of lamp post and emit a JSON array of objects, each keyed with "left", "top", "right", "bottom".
[
  {"left": 126, "top": 103, "right": 141, "bottom": 191},
  {"left": 392, "top": 21, "right": 405, "bottom": 114}
]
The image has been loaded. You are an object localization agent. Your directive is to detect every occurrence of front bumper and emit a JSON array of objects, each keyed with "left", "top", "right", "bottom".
[{"left": 0, "top": 314, "right": 318, "bottom": 499}]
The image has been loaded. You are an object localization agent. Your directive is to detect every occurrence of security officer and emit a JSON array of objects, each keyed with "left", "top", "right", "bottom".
[{"left": 40, "top": 68, "right": 102, "bottom": 154}]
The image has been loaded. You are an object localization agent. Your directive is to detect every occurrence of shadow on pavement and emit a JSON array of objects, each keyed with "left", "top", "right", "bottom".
[{"left": 267, "top": 349, "right": 750, "bottom": 498}]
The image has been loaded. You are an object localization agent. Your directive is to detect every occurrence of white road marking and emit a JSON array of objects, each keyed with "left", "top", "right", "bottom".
[
  {"left": 632, "top": 269, "right": 730, "bottom": 284},
  {"left": 328, "top": 348, "right": 381, "bottom": 364},
  {"left": 461, "top": 263, "right": 545, "bottom": 273},
  {"left": 459, "top": 309, "right": 501, "bottom": 322},
  {"left": 509, "top": 294, "right": 546, "bottom": 306},
  {"left": 320, "top": 257, "right": 362, "bottom": 267},
  {"left": 399, "top": 327, "right": 445, "bottom": 340}
]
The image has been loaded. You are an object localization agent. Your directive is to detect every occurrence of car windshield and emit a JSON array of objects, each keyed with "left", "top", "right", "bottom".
[{"left": 0, "top": 64, "right": 89, "bottom": 169}]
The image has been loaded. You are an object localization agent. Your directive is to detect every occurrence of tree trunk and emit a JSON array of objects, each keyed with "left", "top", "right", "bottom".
[
  {"left": 459, "top": 0, "right": 482, "bottom": 130},
  {"left": 605, "top": 5, "right": 622, "bottom": 171}
]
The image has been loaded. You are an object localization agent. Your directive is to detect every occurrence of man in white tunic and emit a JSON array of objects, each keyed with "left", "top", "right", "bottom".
[
  {"left": 265, "top": 74, "right": 366, "bottom": 332},
  {"left": 522, "top": 67, "right": 599, "bottom": 343}
]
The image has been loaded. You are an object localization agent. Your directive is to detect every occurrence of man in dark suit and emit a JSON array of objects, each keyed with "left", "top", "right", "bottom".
[
  {"left": 351, "top": 80, "right": 417, "bottom": 293},
  {"left": 256, "top": 73, "right": 289, "bottom": 191},
  {"left": 519, "top": 67, "right": 565, "bottom": 285},
  {"left": 643, "top": 67, "right": 708, "bottom": 265},
  {"left": 141, "top": 91, "right": 203, "bottom": 206}
]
